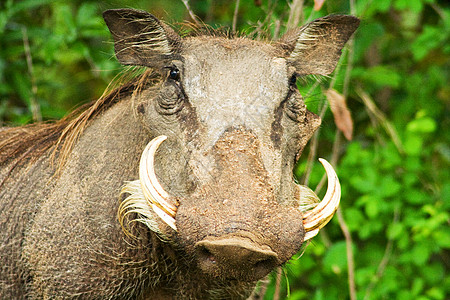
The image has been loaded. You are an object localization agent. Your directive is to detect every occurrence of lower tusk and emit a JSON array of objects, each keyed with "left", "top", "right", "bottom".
[
  {"left": 302, "top": 158, "right": 341, "bottom": 241},
  {"left": 139, "top": 135, "right": 178, "bottom": 230}
]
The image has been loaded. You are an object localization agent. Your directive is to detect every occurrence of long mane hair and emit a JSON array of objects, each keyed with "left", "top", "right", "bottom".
[{"left": 0, "top": 69, "right": 159, "bottom": 183}]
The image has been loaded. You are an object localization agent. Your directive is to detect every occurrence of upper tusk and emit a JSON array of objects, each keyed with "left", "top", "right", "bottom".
[
  {"left": 302, "top": 158, "right": 341, "bottom": 241},
  {"left": 139, "top": 135, "right": 178, "bottom": 230}
]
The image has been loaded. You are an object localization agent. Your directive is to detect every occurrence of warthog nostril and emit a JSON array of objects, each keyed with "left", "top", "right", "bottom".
[{"left": 195, "top": 236, "right": 279, "bottom": 280}]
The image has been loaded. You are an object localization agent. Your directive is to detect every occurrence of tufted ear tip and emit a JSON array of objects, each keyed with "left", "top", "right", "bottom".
[
  {"left": 278, "top": 14, "right": 360, "bottom": 76},
  {"left": 103, "top": 8, "right": 154, "bottom": 29},
  {"left": 103, "top": 8, "right": 181, "bottom": 68}
]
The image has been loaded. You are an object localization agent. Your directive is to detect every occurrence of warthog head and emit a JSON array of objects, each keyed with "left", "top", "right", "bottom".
[{"left": 103, "top": 9, "right": 359, "bottom": 282}]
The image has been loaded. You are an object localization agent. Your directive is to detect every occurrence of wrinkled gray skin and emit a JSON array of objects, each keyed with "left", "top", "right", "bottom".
[{"left": 0, "top": 9, "right": 358, "bottom": 299}]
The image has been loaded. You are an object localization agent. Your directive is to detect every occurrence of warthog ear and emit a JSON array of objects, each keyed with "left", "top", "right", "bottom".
[
  {"left": 279, "top": 15, "right": 360, "bottom": 76},
  {"left": 103, "top": 9, "right": 181, "bottom": 67}
]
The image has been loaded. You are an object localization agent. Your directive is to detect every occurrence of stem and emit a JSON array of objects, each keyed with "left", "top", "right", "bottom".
[
  {"left": 255, "top": 277, "right": 270, "bottom": 299},
  {"left": 181, "top": 0, "right": 201, "bottom": 26},
  {"left": 298, "top": 1, "right": 360, "bottom": 299},
  {"left": 22, "top": 26, "right": 41, "bottom": 122},
  {"left": 247, "top": 1, "right": 276, "bottom": 39},
  {"left": 273, "top": 267, "right": 283, "bottom": 300},
  {"left": 343, "top": 0, "right": 356, "bottom": 97},
  {"left": 356, "top": 87, "right": 404, "bottom": 154},
  {"left": 337, "top": 207, "right": 357, "bottom": 300},
  {"left": 286, "top": 0, "right": 304, "bottom": 30},
  {"left": 430, "top": 2, "right": 446, "bottom": 20},
  {"left": 314, "top": 130, "right": 356, "bottom": 300},
  {"left": 343, "top": 39, "right": 354, "bottom": 97},
  {"left": 336, "top": 0, "right": 357, "bottom": 293},
  {"left": 232, "top": 0, "right": 241, "bottom": 33},
  {"left": 363, "top": 208, "right": 399, "bottom": 300},
  {"left": 310, "top": 130, "right": 356, "bottom": 300},
  {"left": 313, "top": 0, "right": 358, "bottom": 294},
  {"left": 273, "top": 19, "right": 282, "bottom": 40}
]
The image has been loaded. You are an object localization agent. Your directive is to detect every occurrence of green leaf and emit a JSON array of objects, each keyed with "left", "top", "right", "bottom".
[
  {"left": 404, "top": 134, "right": 423, "bottom": 156},
  {"left": 411, "top": 26, "right": 446, "bottom": 61},
  {"left": 422, "top": 263, "right": 445, "bottom": 285},
  {"left": 433, "top": 230, "right": 450, "bottom": 249},
  {"left": 426, "top": 287, "right": 445, "bottom": 300},
  {"left": 323, "top": 241, "right": 348, "bottom": 274},
  {"left": 53, "top": 3, "right": 77, "bottom": 42},
  {"left": 312, "top": 289, "right": 324, "bottom": 300},
  {"left": 380, "top": 142, "right": 402, "bottom": 169},
  {"left": 378, "top": 175, "right": 401, "bottom": 198},
  {"left": 11, "top": 70, "right": 31, "bottom": 104},
  {"left": 359, "top": 0, "right": 391, "bottom": 16},
  {"left": 358, "top": 66, "right": 402, "bottom": 88},
  {"left": 407, "top": 116, "right": 437, "bottom": 133},
  {"left": 398, "top": 290, "right": 414, "bottom": 300},
  {"left": 9, "top": 0, "right": 53, "bottom": 15},
  {"left": 394, "top": 0, "right": 423, "bottom": 13},
  {"left": 410, "top": 242, "right": 434, "bottom": 266},
  {"left": 344, "top": 208, "right": 365, "bottom": 232},
  {"left": 404, "top": 189, "right": 428, "bottom": 205},
  {"left": 365, "top": 196, "right": 381, "bottom": 218},
  {"left": 387, "top": 222, "right": 404, "bottom": 240},
  {"left": 412, "top": 278, "right": 425, "bottom": 296},
  {"left": 76, "top": 3, "right": 99, "bottom": 28},
  {"left": 353, "top": 22, "right": 385, "bottom": 61},
  {"left": 288, "top": 290, "right": 308, "bottom": 300}
]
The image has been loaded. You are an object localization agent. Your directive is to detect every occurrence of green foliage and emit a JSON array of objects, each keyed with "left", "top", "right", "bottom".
[{"left": 1, "top": 0, "right": 448, "bottom": 299}]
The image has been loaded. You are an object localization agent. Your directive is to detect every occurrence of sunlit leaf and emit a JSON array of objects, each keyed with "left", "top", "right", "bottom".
[
  {"left": 323, "top": 241, "right": 348, "bottom": 274},
  {"left": 314, "top": 0, "right": 325, "bottom": 11},
  {"left": 326, "top": 88, "right": 353, "bottom": 140},
  {"left": 407, "top": 116, "right": 437, "bottom": 134},
  {"left": 358, "top": 66, "right": 402, "bottom": 88},
  {"left": 411, "top": 26, "right": 446, "bottom": 61}
]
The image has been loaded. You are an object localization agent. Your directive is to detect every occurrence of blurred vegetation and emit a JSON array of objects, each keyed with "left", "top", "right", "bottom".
[{"left": 1, "top": 0, "right": 448, "bottom": 299}]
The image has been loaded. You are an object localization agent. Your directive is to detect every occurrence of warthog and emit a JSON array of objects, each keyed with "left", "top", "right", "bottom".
[{"left": 0, "top": 8, "right": 359, "bottom": 299}]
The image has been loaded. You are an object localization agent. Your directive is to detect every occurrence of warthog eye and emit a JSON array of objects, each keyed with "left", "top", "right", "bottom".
[
  {"left": 283, "top": 74, "right": 305, "bottom": 121},
  {"left": 289, "top": 74, "right": 297, "bottom": 86},
  {"left": 168, "top": 68, "right": 180, "bottom": 81},
  {"left": 156, "top": 67, "right": 185, "bottom": 115}
]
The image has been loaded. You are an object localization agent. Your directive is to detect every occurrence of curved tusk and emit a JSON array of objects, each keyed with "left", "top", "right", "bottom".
[
  {"left": 302, "top": 158, "right": 341, "bottom": 241},
  {"left": 139, "top": 135, "right": 178, "bottom": 231},
  {"left": 148, "top": 203, "right": 177, "bottom": 232}
]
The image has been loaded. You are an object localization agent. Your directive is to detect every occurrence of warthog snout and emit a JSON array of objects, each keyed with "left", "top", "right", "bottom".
[
  {"left": 121, "top": 132, "right": 342, "bottom": 281},
  {"left": 195, "top": 234, "right": 279, "bottom": 281}
]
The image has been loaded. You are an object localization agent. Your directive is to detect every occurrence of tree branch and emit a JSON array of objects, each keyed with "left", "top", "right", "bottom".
[
  {"left": 181, "top": 0, "right": 201, "bottom": 26},
  {"left": 356, "top": 87, "right": 404, "bottom": 154},
  {"left": 22, "top": 26, "right": 41, "bottom": 122},
  {"left": 363, "top": 208, "right": 399, "bottom": 300},
  {"left": 273, "top": 267, "right": 283, "bottom": 300},
  {"left": 337, "top": 206, "right": 357, "bottom": 300},
  {"left": 232, "top": 0, "right": 241, "bottom": 33}
]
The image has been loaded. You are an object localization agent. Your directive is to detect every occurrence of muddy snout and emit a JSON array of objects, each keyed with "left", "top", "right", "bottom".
[{"left": 195, "top": 235, "right": 279, "bottom": 281}]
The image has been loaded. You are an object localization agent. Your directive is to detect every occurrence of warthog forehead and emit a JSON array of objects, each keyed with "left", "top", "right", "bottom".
[{"left": 182, "top": 39, "right": 288, "bottom": 144}]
